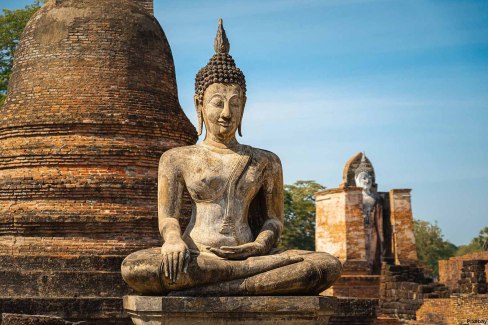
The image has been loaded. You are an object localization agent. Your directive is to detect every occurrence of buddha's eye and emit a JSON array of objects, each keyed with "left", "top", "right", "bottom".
[
  {"left": 230, "top": 99, "right": 240, "bottom": 109},
  {"left": 210, "top": 98, "right": 224, "bottom": 108}
]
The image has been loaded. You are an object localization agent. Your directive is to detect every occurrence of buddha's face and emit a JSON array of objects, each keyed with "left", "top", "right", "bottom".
[
  {"left": 355, "top": 171, "right": 373, "bottom": 191},
  {"left": 200, "top": 83, "right": 245, "bottom": 141}
]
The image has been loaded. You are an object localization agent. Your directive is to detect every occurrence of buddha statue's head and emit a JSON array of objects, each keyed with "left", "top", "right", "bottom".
[
  {"left": 194, "top": 19, "right": 247, "bottom": 141},
  {"left": 354, "top": 154, "right": 374, "bottom": 192}
]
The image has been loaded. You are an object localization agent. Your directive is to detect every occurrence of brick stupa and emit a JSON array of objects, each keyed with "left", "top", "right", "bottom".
[{"left": 0, "top": 0, "right": 196, "bottom": 323}]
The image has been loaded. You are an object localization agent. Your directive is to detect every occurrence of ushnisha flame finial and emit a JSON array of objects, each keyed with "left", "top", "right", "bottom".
[
  {"left": 355, "top": 152, "right": 374, "bottom": 177},
  {"left": 214, "top": 18, "right": 230, "bottom": 55}
]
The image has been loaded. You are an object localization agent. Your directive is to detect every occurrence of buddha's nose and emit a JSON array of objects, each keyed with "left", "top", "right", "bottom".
[{"left": 221, "top": 102, "right": 232, "bottom": 119}]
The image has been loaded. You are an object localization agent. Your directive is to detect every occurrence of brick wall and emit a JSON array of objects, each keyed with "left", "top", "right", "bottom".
[
  {"left": 316, "top": 188, "right": 368, "bottom": 273},
  {"left": 0, "top": 0, "right": 196, "bottom": 322},
  {"left": 415, "top": 295, "right": 488, "bottom": 325},
  {"left": 380, "top": 263, "right": 449, "bottom": 320},
  {"left": 325, "top": 275, "right": 380, "bottom": 299},
  {"left": 415, "top": 298, "right": 453, "bottom": 324},
  {"left": 389, "top": 189, "right": 417, "bottom": 264},
  {"left": 458, "top": 260, "right": 487, "bottom": 294},
  {"left": 439, "top": 252, "right": 488, "bottom": 291},
  {"left": 132, "top": 0, "right": 153, "bottom": 15},
  {"left": 452, "top": 294, "right": 488, "bottom": 325}
]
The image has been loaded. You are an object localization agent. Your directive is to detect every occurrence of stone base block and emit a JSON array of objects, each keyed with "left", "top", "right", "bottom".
[
  {"left": 1, "top": 313, "right": 83, "bottom": 325},
  {"left": 322, "top": 275, "right": 380, "bottom": 299},
  {"left": 0, "top": 297, "right": 131, "bottom": 325},
  {"left": 123, "top": 295, "right": 338, "bottom": 325}
]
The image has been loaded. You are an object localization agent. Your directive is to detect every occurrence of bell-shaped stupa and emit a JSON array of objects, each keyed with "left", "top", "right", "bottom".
[{"left": 0, "top": 0, "right": 196, "bottom": 321}]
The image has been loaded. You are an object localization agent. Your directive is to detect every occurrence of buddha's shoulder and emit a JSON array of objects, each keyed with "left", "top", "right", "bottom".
[
  {"left": 159, "top": 145, "right": 201, "bottom": 164},
  {"left": 245, "top": 145, "right": 282, "bottom": 167}
]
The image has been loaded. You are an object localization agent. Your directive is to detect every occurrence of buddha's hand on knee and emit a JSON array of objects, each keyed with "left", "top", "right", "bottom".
[
  {"left": 208, "top": 242, "right": 265, "bottom": 260},
  {"left": 161, "top": 240, "right": 190, "bottom": 283}
]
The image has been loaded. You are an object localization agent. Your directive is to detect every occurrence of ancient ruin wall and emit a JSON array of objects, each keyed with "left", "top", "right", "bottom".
[
  {"left": 439, "top": 251, "right": 488, "bottom": 291},
  {"left": 0, "top": 0, "right": 196, "bottom": 256},
  {"left": 133, "top": 0, "right": 153, "bottom": 14},
  {"left": 0, "top": 0, "right": 196, "bottom": 321},
  {"left": 316, "top": 188, "right": 366, "bottom": 265},
  {"left": 389, "top": 189, "right": 417, "bottom": 264}
]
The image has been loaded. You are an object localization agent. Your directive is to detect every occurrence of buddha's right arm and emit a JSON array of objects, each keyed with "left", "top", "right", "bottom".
[
  {"left": 158, "top": 151, "right": 185, "bottom": 243},
  {"left": 157, "top": 151, "right": 190, "bottom": 283}
]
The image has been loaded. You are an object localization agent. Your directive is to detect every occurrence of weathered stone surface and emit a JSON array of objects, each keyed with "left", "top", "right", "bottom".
[
  {"left": 323, "top": 275, "right": 380, "bottom": 299},
  {"left": 1, "top": 313, "right": 84, "bottom": 325},
  {"left": 0, "top": 298, "right": 130, "bottom": 325},
  {"left": 458, "top": 260, "right": 488, "bottom": 294},
  {"left": 0, "top": 0, "right": 196, "bottom": 323},
  {"left": 0, "top": 0, "right": 196, "bottom": 257},
  {"left": 379, "top": 263, "right": 449, "bottom": 320},
  {"left": 439, "top": 251, "right": 488, "bottom": 291},
  {"left": 121, "top": 19, "right": 342, "bottom": 297},
  {"left": 315, "top": 187, "right": 366, "bottom": 269},
  {"left": 124, "top": 296, "right": 337, "bottom": 325},
  {"left": 388, "top": 189, "right": 417, "bottom": 264},
  {"left": 415, "top": 295, "right": 488, "bottom": 325}
]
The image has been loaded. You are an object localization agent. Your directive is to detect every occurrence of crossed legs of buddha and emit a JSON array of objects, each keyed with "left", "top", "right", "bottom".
[{"left": 122, "top": 248, "right": 342, "bottom": 296}]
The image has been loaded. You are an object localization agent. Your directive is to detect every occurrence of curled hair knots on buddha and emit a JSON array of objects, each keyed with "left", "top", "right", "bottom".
[{"left": 195, "top": 19, "right": 247, "bottom": 136}]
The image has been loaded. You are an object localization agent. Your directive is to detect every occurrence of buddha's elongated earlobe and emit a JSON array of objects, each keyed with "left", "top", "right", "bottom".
[
  {"left": 195, "top": 95, "right": 204, "bottom": 136},
  {"left": 238, "top": 95, "right": 247, "bottom": 137}
]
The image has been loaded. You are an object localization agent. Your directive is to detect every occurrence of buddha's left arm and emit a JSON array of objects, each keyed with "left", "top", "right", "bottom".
[{"left": 253, "top": 153, "right": 285, "bottom": 254}]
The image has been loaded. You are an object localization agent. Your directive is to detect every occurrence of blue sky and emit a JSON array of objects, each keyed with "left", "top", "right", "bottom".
[{"left": 2, "top": 0, "right": 488, "bottom": 246}]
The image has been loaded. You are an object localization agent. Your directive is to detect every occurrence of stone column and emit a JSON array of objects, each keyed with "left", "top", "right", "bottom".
[
  {"left": 389, "top": 189, "right": 418, "bottom": 265},
  {"left": 316, "top": 188, "right": 368, "bottom": 273}
]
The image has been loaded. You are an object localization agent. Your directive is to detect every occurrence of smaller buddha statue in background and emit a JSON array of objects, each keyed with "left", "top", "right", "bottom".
[{"left": 355, "top": 153, "right": 384, "bottom": 273}]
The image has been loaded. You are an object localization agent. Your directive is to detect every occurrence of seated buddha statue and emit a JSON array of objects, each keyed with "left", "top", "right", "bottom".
[{"left": 121, "top": 19, "right": 341, "bottom": 296}]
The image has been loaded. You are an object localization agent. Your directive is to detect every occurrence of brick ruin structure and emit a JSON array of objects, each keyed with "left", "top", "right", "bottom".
[
  {"left": 414, "top": 258, "right": 488, "bottom": 324},
  {"left": 315, "top": 153, "right": 487, "bottom": 323},
  {"left": 379, "top": 263, "right": 449, "bottom": 320},
  {"left": 316, "top": 152, "right": 418, "bottom": 299},
  {"left": 0, "top": 0, "right": 196, "bottom": 323},
  {"left": 439, "top": 251, "right": 488, "bottom": 292}
]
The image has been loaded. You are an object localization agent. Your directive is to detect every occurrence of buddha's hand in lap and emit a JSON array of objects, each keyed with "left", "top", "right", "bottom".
[
  {"left": 208, "top": 242, "right": 266, "bottom": 260},
  {"left": 161, "top": 239, "right": 190, "bottom": 283}
]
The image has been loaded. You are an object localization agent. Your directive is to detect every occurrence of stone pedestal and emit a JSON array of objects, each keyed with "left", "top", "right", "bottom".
[{"left": 123, "top": 296, "right": 337, "bottom": 325}]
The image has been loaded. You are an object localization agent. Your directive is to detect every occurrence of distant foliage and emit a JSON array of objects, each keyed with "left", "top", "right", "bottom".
[
  {"left": 0, "top": 1, "right": 44, "bottom": 105},
  {"left": 414, "top": 219, "right": 457, "bottom": 277},
  {"left": 455, "top": 226, "right": 488, "bottom": 256},
  {"left": 279, "top": 180, "right": 325, "bottom": 251}
]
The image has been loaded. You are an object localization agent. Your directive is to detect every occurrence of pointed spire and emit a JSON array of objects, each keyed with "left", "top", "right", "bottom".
[
  {"left": 355, "top": 152, "right": 374, "bottom": 177},
  {"left": 361, "top": 152, "right": 367, "bottom": 163},
  {"left": 214, "top": 18, "right": 230, "bottom": 54}
]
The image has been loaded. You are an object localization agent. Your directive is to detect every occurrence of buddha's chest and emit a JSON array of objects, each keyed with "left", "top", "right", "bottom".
[{"left": 184, "top": 152, "right": 266, "bottom": 203}]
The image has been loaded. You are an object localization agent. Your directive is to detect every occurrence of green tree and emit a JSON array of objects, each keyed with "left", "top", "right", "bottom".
[
  {"left": 279, "top": 180, "right": 325, "bottom": 251},
  {"left": 414, "top": 219, "right": 457, "bottom": 277},
  {"left": 0, "top": 1, "right": 44, "bottom": 105},
  {"left": 455, "top": 226, "right": 488, "bottom": 256},
  {"left": 478, "top": 227, "right": 488, "bottom": 250}
]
